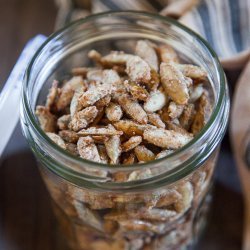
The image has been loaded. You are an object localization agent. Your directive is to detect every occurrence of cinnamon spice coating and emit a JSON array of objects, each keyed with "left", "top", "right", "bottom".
[{"left": 36, "top": 39, "right": 211, "bottom": 166}]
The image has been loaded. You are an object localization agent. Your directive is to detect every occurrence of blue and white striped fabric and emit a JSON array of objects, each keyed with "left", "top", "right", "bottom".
[
  {"left": 92, "top": 0, "right": 250, "bottom": 68},
  {"left": 180, "top": 0, "right": 250, "bottom": 68},
  {"left": 91, "top": 0, "right": 169, "bottom": 13},
  {"left": 55, "top": 0, "right": 250, "bottom": 69}
]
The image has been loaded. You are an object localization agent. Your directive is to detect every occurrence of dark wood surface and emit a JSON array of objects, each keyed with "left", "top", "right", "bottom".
[{"left": 0, "top": 1, "right": 244, "bottom": 249}]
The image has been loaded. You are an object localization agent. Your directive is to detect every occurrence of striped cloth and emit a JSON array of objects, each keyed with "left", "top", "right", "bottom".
[
  {"left": 179, "top": 0, "right": 250, "bottom": 69},
  {"left": 55, "top": 0, "right": 250, "bottom": 69}
]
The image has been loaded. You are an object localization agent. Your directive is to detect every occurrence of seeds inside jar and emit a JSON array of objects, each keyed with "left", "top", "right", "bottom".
[{"left": 36, "top": 40, "right": 211, "bottom": 166}]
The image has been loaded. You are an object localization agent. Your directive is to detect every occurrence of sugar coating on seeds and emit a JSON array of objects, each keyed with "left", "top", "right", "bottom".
[
  {"left": 160, "top": 62, "right": 190, "bottom": 105},
  {"left": 143, "top": 128, "right": 193, "bottom": 149},
  {"left": 105, "top": 102, "right": 123, "bottom": 122},
  {"left": 36, "top": 41, "right": 214, "bottom": 250},
  {"left": 118, "top": 94, "right": 148, "bottom": 124},
  {"left": 121, "top": 136, "right": 142, "bottom": 152},
  {"left": 126, "top": 56, "right": 151, "bottom": 82},
  {"left": 144, "top": 90, "right": 167, "bottom": 113},
  {"left": 135, "top": 40, "right": 159, "bottom": 72},
  {"left": 70, "top": 106, "right": 98, "bottom": 131},
  {"left": 77, "top": 136, "right": 101, "bottom": 162},
  {"left": 46, "top": 132, "right": 66, "bottom": 149},
  {"left": 35, "top": 40, "right": 211, "bottom": 167}
]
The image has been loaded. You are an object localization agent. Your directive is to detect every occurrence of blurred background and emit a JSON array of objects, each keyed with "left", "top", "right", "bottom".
[{"left": 0, "top": 0, "right": 245, "bottom": 249}]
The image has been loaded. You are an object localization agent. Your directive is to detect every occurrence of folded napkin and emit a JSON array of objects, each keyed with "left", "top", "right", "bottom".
[
  {"left": 55, "top": 0, "right": 250, "bottom": 69},
  {"left": 0, "top": 35, "right": 47, "bottom": 157}
]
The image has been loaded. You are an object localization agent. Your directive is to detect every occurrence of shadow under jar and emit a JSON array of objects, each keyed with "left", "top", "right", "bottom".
[{"left": 20, "top": 11, "right": 229, "bottom": 250}]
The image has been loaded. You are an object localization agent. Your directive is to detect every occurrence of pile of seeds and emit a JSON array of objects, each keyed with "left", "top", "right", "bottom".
[{"left": 36, "top": 40, "right": 212, "bottom": 165}]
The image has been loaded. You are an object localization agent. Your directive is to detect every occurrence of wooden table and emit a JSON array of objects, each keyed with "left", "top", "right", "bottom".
[{"left": 0, "top": 1, "right": 244, "bottom": 249}]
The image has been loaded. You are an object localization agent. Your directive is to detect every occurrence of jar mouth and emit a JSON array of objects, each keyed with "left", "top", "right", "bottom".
[{"left": 22, "top": 11, "right": 227, "bottom": 182}]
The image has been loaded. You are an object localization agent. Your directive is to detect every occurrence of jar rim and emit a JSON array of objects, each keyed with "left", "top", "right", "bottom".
[{"left": 22, "top": 11, "right": 227, "bottom": 186}]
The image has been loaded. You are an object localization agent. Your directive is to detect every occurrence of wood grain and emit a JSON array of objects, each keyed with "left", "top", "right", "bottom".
[{"left": 0, "top": 0, "right": 57, "bottom": 88}]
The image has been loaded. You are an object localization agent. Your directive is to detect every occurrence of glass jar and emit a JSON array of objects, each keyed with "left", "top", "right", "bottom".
[{"left": 20, "top": 11, "right": 229, "bottom": 250}]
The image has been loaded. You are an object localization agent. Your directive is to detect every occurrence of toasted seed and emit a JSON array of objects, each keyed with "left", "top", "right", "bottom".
[
  {"left": 105, "top": 102, "right": 123, "bottom": 122},
  {"left": 135, "top": 40, "right": 159, "bottom": 72},
  {"left": 166, "top": 121, "right": 192, "bottom": 136},
  {"left": 73, "top": 199, "right": 103, "bottom": 231},
  {"left": 88, "top": 80, "right": 102, "bottom": 90},
  {"left": 112, "top": 64, "right": 126, "bottom": 74},
  {"left": 88, "top": 49, "right": 102, "bottom": 64},
  {"left": 191, "top": 91, "right": 212, "bottom": 134},
  {"left": 95, "top": 95, "right": 111, "bottom": 108},
  {"left": 97, "top": 145, "right": 109, "bottom": 164},
  {"left": 35, "top": 106, "right": 57, "bottom": 133},
  {"left": 92, "top": 135, "right": 108, "bottom": 144},
  {"left": 144, "top": 128, "right": 193, "bottom": 149},
  {"left": 80, "top": 69, "right": 119, "bottom": 108},
  {"left": 144, "top": 90, "right": 167, "bottom": 113},
  {"left": 69, "top": 189, "right": 114, "bottom": 210},
  {"left": 59, "top": 130, "right": 79, "bottom": 143},
  {"left": 191, "top": 170, "right": 207, "bottom": 196},
  {"left": 127, "top": 169, "right": 153, "bottom": 182},
  {"left": 113, "top": 120, "right": 156, "bottom": 136},
  {"left": 45, "top": 80, "right": 59, "bottom": 110},
  {"left": 124, "top": 80, "right": 149, "bottom": 101},
  {"left": 148, "top": 69, "right": 160, "bottom": 90},
  {"left": 103, "top": 220, "right": 119, "bottom": 234},
  {"left": 168, "top": 101, "right": 184, "bottom": 119},
  {"left": 77, "top": 136, "right": 101, "bottom": 163},
  {"left": 71, "top": 67, "right": 89, "bottom": 77},
  {"left": 110, "top": 78, "right": 128, "bottom": 100},
  {"left": 113, "top": 171, "right": 129, "bottom": 182},
  {"left": 174, "top": 181, "right": 194, "bottom": 213},
  {"left": 158, "top": 106, "right": 171, "bottom": 124},
  {"left": 122, "top": 136, "right": 142, "bottom": 152},
  {"left": 190, "top": 84, "right": 204, "bottom": 103},
  {"left": 46, "top": 132, "right": 66, "bottom": 149},
  {"left": 104, "top": 125, "right": 121, "bottom": 164},
  {"left": 65, "top": 143, "right": 79, "bottom": 156},
  {"left": 122, "top": 152, "right": 136, "bottom": 165},
  {"left": 148, "top": 113, "right": 166, "bottom": 129},
  {"left": 118, "top": 219, "right": 165, "bottom": 234},
  {"left": 114, "top": 120, "right": 144, "bottom": 136},
  {"left": 90, "top": 107, "right": 105, "bottom": 126},
  {"left": 152, "top": 189, "right": 182, "bottom": 208},
  {"left": 155, "top": 149, "right": 174, "bottom": 159},
  {"left": 70, "top": 91, "right": 83, "bottom": 117},
  {"left": 105, "top": 207, "right": 176, "bottom": 222},
  {"left": 78, "top": 83, "right": 112, "bottom": 108},
  {"left": 179, "top": 103, "right": 196, "bottom": 130},
  {"left": 160, "top": 62, "right": 190, "bottom": 105},
  {"left": 101, "top": 51, "right": 132, "bottom": 66},
  {"left": 134, "top": 145, "right": 155, "bottom": 162},
  {"left": 171, "top": 118, "right": 180, "bottom": 125},
  {"left": 57, "top": 114, "right": 71, "bottom": 130},
  {"left": 78, "top": 125, "right": 123, "bottom": 136},
  {"left": 117, "top": 94, "right": 148, "bottom": 124},
  {"left": 98, "top": 117, "right": 110, "bottom": 126},
  {"left": 139, "top": 208, "right": 177, "bottom": 222},
  {"left": 102, "top": 69, "right": 122, "bottom": 87},
  {"left": 86, "top": 69, "right": 103, "bottom": 82},
  {"left": 177, "top": 64, "right": 207, "bottom": 80},
  {"left": 156, "top": 44, "right": 179, "bottom": 63},
  {"left": 104, "top": 135, "right": 121, "bottom": 164},
  {"left": 56, "top": 76, "right": 85, "bottom": 111},
  {"left": 69, "top": 106, "right": 98, "bottom": 131},
  {"left": 126, "top": 56, "right": 151, "bottom": 82}
]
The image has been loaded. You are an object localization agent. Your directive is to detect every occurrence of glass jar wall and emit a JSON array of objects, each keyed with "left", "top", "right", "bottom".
[{"left": 20, "top": 11, "right": 229, "bottom": 250}]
